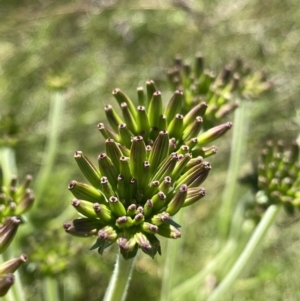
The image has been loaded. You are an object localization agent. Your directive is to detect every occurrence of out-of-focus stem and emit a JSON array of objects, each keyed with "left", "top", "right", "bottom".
[
  {"left": 34, "top": 91, "right": 65, "bottom": 201},
  {"left": 207, "top": 205, "right": 281, "bottom": 301},
  {"left": 218, "top": 100, "right": 249, "bottom": 242},
  {"left": 44, "top": 276, "right": 60, "bottom": 301}
]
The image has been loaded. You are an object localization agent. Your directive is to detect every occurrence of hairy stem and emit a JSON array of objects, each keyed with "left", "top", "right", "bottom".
[{"left": 103, "top": 252, "right": 136, "bottom": 301}]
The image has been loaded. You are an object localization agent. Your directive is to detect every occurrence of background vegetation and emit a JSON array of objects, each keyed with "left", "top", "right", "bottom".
[{"left": 0, "top": 0, "right": 299, "bottom": 300}]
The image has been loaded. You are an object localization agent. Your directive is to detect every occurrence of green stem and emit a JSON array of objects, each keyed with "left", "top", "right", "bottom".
[
  {"left": 160, "top": 210, "right": 183, "bottom": 301},
  {"left": 218, "top": 101, "right": 249, "bottom": 242},
  {"left": 34, "top": 91, "right": 65, "bottom": 201},
  {"left": 103, "top": 252, "right": 136, "bottom": 301},
  {"left": 43, "top": 276, "right": 60, "bottom": 301},
  {"left": 170, "top": 239, "right": 236, "bottom": 301},
  {"left": 207, "top": 205, "right": 281, "bottom": 301}
]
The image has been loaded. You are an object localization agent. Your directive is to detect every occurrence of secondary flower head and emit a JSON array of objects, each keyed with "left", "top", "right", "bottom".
[
  {"left": 64, "top": 81, "right": 232, "bottom": 259},
  {"left": 167, "top": 53, "right": 272, "bottom": 128},
  {"left": 243, "top": 140, "right": 300, "bottom": 219}
]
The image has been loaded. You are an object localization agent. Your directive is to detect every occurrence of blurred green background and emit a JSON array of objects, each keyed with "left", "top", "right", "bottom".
[{"left": 0, "top": 0, "right": 299, "bottom": 300}]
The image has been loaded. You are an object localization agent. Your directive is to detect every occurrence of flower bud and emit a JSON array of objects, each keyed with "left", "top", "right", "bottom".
[
  {"left": 143, "top": 199, "right": 153, "bottom": 218},
  {"left": 137, "top": 87, "right": 145, "bottom": 106},
  {"left": 74, "top": 151, "right": 101, "bottom": 188},
  {"left": 115, "top": 216, "right": 134, "bottom": 229},
  {"left": 157, "top": 223, "right": 181, "bottom": 239},
  {"left": 151, "top": 152, "right": 178, "bottom": 182},
  {"left": 68, "top": 181, "right": 106, "bottom": 204},
  {"left": 0, "top": 217, "right": 20, "bottom": 254},
  {"left": 105, "top": 139, "right": 123, "bottom": 170},
  {"left": 150, "top": 212, "right": 170, "bottom": 225},
  {"left": 72, "top": 199, "right": 97, "bottom": 218},
  {"left": 141, "top": 222, "right": 158, "bottom": 234},
  {"left": 15, "top": 191, "right": 35, "bottom": 215},
  {"left": 97, "top": 123, "right": 119, "bottom": 142},
  {"left": 197, "top": 122, "right": 232, "bottom": 146},
  {"left": 182, "top": 116, "right": 203, "bottom": 141},
  {"left": 104, "top": 104, "right": 124, "bottom": 132},
  {"left": 134, "top": 232, "right": 153, "bottom": 256},
  {"left": 98, "top": 226, "right": 118, "bottom": 242},
  {"left": 118, "top": 124, "right": 132, "bottom": 147},
  {"left": 109, "top": 196, "right": 126, "bottom": 217},
  {"left": 148, "top": 130, "right": 169, "bottom": 174},
  {"left": 151, "top": 191, "right": 167, "bottom": 213},
  {"left": 118, "top": 236, "right": 138, "bottom": 260},
  {"left": 0, "top": 274, "right": 14, "bottom": 297},
  {"left": 100, "top": 177, "right": 115, "bottom": 199},
  {"left": 130, "top": 136, "right": 147, "bottom": 180},
  {"left": 168, "top": 114, "right": 184, "bottom": 140},
  {"left": 148, "top": 91, "right": 163, "bottom": 129},
  {"left": 93, "top": 203, "right": 113, "bottom": 222},
  {"left": 183, "top": 187, "right": 206, "bottom": 207},
  {"left": 164, "top": 90, "right": 184, "bottom": 124},
  {"left": 146, "top": 79, "right": 157, "bottom": 104},
  {"left": 0, "top": 254, "right": 27, "bottom": 274},
  {"left": 166, "top": 184, "right": 188, "bottom": 216},
  {"left": 183, "top": 102, "right": 207, "bottom": 128},
  {"left": 97, "top": 153, "right": 118, "bottom": 190},
  {"left": 112, "top": 88, "right": 137, "bottom": 119},
  {"left": 136, "top": 106, "right": 150, "bottom": 139},
  {"left": 120, "top": 102, "right": 138, "bottom": 134}
]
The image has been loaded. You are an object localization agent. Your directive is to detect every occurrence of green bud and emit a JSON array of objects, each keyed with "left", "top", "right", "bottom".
[
  {"left": 109, "top": 196, "right": 126, "bottom": 217},
  {"left": 215, "top": 103, "right": 238, "bottom": 120},
  {"left": 134, "top": 232, "right": 153, "bottom": 255},
  {"left": 150, "top": 212, "right": 170, "bottom": 225},
  {"left": 196, "top": 122, "right": 232, "bottom": 147},
  {"left": 116, "top": 175, "right": 127, "bottom": 201},
  {"left": 198, "top": 70, "right": 215, "bottom": 94},
  {"left": 118, "top": 124, "right": 132, "bottom": 148},
  {"left": 68, "top": 181, "right": 106, "bottom": 204},
  {"left": 151, "top": 152, "right": 178, "bottom": 182},
  {"left": 183, "top": 116, "right": 203, "bottom": 141},
  {"left": 164, "top": 90, "right": 184, "bottom": 124},
  {"left": 133, "top": 213, "right": 145, "bottom": 226},
  {"left": 148, "top": 130, "right": 170, "bottom": 174},
  {"left": 171, "top": 153, "right": 192, "bottom": 179},
  {"left": 130, "top": 136, "right": 147, "bottom": 180},
  {"left": 175, "top": 161, "right": 211, "bottom": 188},
  {"left": 137, "top": 87, "right": 145, "bottom": 106},
  {"left": 151, "top": 191, "right": 167, "bottom": 213},
  {"left": 167, "top": 114, "right": 184, "bottom": 140},
  {"left": 74, "top": 151, "right": 101, "bottom": 188},
  {"left": 143, "top": 199, "right": 153, "bottom": 218},
  {"left": 97, "top": 153, "right": 119, "bottom": 190},
  {"left": 72, "top": 199, "right": 97, "bottom": 218},
  {"left": 183, "top": 102, "right": 207, "bottom": 129},
  {"left": 126, "top": 204, "right": 137, "bottom": 217},
  {"left": 97, "top": 123, "right": 119, "bottom": 142},
  {"left": 15, "top": 191, "right": 35, "bottom": 215},
  {"left": 63, "top": 220, "right": 98, "bottom": 237},
  {"left": 93, "top": 203, "right": 114, "bottom": 222},
  {"left": 0, "top": 217, "right": 20, "bottom": 254},
  {"left": 196, "top": 145, "right": 218, "bottom": 158},
  {"left": 182, "top": 187, "right": 206, "bottom": 207},
  {"left": 115, "top": 216, "right": 134, "bottom": 229},
  {"left": 120, "top": 103, "right": 138, "bottom": 134},
  {"left": 105, "top": 139, "right": 123, "bottom": 170},
  {"left": 141, "top": 222, "right": 158, "bottom": 234},
  {"left": 15, "top": 175, "right": 32, "bottom": 199},
  {"left": 98, "top": 226, "right": 118, "bottom": 242},
  {"left": 0, "top": 274, "right": 14, "bottom": 297},
  {"left": 117, "top": 143, "right": 131, "bottom": 157},
  {"left": 157, "top": 223, "right": 181, "bottom": 239},
  {"left": 177, "top": 145, "right": 190, "bottom": 155},
  {"left": 119, "top": 156, "right": 132, "bottom": 183},
  {"left": 158, "top": 176, "right": 172, "bottom": 194},
  {"left": 148, "top": 91, "right": 163, "bottom": 129},
  {"left": 157, "top": 114, "right": 167, "bottom": 132},
  {"left": 0, "top": 254, "right": 27, "bottom": 274},
  {"left": 146, "top": 79, "right": 157, "bottom": 105},
  {"left": 104, "top": 104, "right": 124, "bottom": 132},
  {"left": 118, "top": 236, "right": 138, "bottom": 260},
  {"left": 136, "top": 106, "right": 150, "bottom": 139},
  {"left": 100, "top": 177, "right": 115, "bottom": 199},
  {"left": 186, "top": 156, "right": 203, "bottom": 169},
  {"left": 166, "top": 184, "right": 188, "bottom": 216},
  {"left": 112, "top": 88, "right": 137, "bottom": 119}
]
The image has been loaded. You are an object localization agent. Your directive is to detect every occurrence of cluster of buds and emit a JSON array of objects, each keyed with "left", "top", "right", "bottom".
[
  {"left": 167, "top": 54, "right": 272, "bottom": 128},
  {"left": 0, "top": 167, "right": 34, "bottom": 296},
  {"left": 64, "top": 81, "right": 232, "bottom": 259},
  {"left": 244, "top": 140, "right": 300, "bottom": 218}
]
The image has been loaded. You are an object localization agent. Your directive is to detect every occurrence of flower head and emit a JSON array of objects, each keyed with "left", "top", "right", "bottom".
[{"left": 64, "top": 81, "right": 232, "bottom": 259}]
